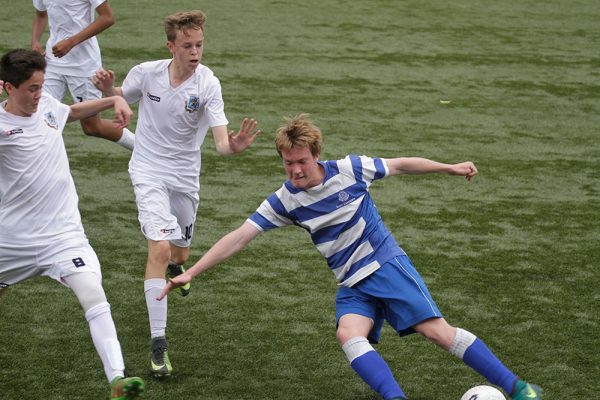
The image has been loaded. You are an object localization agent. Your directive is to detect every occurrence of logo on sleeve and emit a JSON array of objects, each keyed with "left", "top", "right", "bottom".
[
  {"left": 44, "top": 112, "right": 58, "bottom": 129},
  {"left": 185, "top": 95, "right": 200, "bottom": 112}
]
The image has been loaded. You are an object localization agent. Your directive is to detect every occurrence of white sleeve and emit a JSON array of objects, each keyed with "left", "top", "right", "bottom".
[
  {"left": 90, "top": 0, "right": 107, "bottom": 11},
  {"left": 121, "top": 64, "right": 145, "bottom": 104},
  {"left": 204, "top": 76, "right": 229, "bottom": 128},
  {"left": 32, "top": 0, "right": 46, "bottom": 11}
]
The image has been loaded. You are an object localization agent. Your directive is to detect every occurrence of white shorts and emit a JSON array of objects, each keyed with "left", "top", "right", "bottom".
[
  {"left": 0, "top": 238, "right": 101, "bottom": 289},
  {"left": 133, "top": 182, "right": 199, "bottom": 247},
  {"left": 43, "top": 70, "right": 102, "bottom": 103}
]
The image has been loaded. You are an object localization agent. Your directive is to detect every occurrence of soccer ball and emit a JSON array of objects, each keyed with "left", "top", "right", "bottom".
[{"left": 460, "top": 385, "right": 506, "bottom": 400}]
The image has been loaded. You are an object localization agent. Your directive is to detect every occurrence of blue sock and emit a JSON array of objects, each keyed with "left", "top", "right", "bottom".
[
  {"left": 350, "top": 350, "right": 405, "bottom": 400},
  {"left": 463, "top": 338, "right": 518, "bottom": 394}
]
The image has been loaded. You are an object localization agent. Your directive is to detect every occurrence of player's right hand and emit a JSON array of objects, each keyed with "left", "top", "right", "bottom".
[{"left": 157, "top": 274, "right": 192, "bottom": 301}]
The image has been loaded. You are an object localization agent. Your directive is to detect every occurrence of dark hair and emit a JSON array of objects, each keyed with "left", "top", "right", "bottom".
[{"left": 0, "top": 49, "right": 46, "bottom": 88}]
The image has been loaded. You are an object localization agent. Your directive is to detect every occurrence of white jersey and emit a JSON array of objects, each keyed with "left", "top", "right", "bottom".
[
  {"left": 33, "top": 0, "right": 105, "bottom": 77},
  {"left": 123, "top": 60, "right": 228, "bottom": 192},
  {"left": 0, "top": 93, "right": 86, "bottom": 245}
]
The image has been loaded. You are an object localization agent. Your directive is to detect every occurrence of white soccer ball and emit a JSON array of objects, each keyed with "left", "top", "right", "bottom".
[{"left": 460, "top": 385, "right": 506, "bottom": 400}]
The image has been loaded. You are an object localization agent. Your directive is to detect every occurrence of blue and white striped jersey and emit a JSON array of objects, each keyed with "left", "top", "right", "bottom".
[{"left": 247, "top": 155, "right": 406, "bottom": 287}]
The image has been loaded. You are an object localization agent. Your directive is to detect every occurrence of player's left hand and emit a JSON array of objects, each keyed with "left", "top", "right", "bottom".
[
  {"left": 0, "top": 80, "right": 4, "bottom": 97},
  {"left": 52, "top": 38, "right": 75, "bottom": 58},
  {"left": 228, "top": 118, "right": 261, "bottom": 153}
]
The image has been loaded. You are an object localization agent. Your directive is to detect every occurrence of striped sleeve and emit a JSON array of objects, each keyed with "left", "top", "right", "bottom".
[{"left": 246, "top": 189, "right": 294, "bottom": 231}]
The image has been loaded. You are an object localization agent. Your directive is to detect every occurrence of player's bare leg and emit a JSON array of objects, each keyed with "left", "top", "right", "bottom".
[
  {"left": 80, "top": 113, "right": 135, "bottom": 150},
  {"left": 166, "top": 244, "right": 191, "bottom": 296}
]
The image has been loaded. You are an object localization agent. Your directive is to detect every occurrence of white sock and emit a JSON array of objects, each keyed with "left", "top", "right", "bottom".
[
  {"left": 116, "top": 127, "right": 135, "bottom": 151},
  {"left": 342, "top": 336, "right": 374, "bottom": 363},
  {"left": 144, "top": 278, "right": 167, "bottom": 338},
  {"left": 449, "top": 327, "right": 477, "bottom": 359},
  {"left": 85, "top": 302, "right": 125, "bottom": 383}
]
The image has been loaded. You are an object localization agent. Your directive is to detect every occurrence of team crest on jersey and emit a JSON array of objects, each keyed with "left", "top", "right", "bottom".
[
  {"left": 3, "top": 128, "right": 23, "bottom": 137},
  {"left": 44, "top": 112, "right": 58, "bottom": 129},
  {"left": 338, "top": 190, "right": 350, "bottom": 203},
  {"left": 185, "top": 95, "right": 200, "bottom": 113}
]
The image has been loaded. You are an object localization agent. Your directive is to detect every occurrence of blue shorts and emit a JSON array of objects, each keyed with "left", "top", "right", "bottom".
[{"left": 335, "top": 255, "right": 442, "bottom": 343}]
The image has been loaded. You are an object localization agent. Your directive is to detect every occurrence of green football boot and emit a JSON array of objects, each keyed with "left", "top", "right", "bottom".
[
  {"left": 150, "top": 336, "right": 173, "bottom": 379},
  {"left": 511, "top": 380, "right": 543, "bottom": 400},
  {"left": 167, "top": 262, "right": 191, "bottom": 296}
]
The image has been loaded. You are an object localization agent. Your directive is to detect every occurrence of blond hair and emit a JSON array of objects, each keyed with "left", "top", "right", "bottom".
[
  {"left": 275, "top": 113, "right": 323, "bottom": 158},
  {"left": 164, "top": 10, "right": 206, "bottom": 42}
]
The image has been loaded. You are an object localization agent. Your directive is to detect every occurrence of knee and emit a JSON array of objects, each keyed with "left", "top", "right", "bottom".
[
  {"left": 150, "top": 241, "right": 172, "bottom": 264},
  {"left": 336, "top": 313, "right": 373, "bottom": 346},
  {"left": 415, "top": 318, "right": 456, "bottom": 349},
  {"left": 72, "top": 279, "right": 107, "bottom": 312},
  {"left": 336, "top": 327, "right": 350, "bottom": 346},
  {"left": 170, "top": 247, "right": 190, "bottom": 266}
]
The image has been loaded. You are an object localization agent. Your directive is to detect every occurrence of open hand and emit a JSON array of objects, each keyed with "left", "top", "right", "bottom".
[{"left": 228, "top": 118, "right": 261, "bottom": 153}]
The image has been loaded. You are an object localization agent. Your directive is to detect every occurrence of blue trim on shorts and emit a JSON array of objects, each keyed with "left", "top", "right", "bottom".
[{"left": 335, "top": 255, "right": 441, "bottom": 343}]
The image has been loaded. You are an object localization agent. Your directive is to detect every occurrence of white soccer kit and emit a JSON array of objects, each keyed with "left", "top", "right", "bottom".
[
  {"left": 0, "top": 93, "right": 100, "bottom": 286},
  {"left": 121, "top": 60, "right": 228, "bottom": 243},
  {"left": 33, "top": 0, "right": 105, "bottom": 77}
]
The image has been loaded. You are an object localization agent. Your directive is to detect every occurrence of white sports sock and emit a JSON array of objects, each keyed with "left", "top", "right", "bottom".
[
  {"left": 144, "top": 278, "right": 167, "bottom": 338},
  {"left": 342, "top": 336, "right": 375, "bottom": 363},
  {"left": 116, "top": 127, "right": 135, "bottom": 151},
  {"left": 85, "top": 302, "right": 125, "bottom": 383},
  {"left": 449, "top": 327, "right": 477, "bottom": 359}
]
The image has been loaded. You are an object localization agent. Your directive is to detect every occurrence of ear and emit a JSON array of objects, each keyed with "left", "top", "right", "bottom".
[
  {"left": 4, "top": 81, "right": 15, "bottom": 95},
  {"left": 166, "top": 40, "right": 175, "bottom": 54}
]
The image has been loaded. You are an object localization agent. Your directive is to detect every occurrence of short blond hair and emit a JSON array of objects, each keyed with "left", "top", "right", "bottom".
[
  {"left": 164, "top": 10, "right": 206, "bottom": 42},
  {"left": 275, "top": 113, "right": 323, "bottom": 158}
]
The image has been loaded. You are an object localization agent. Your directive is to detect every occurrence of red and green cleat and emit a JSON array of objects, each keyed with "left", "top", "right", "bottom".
[{"left": 110, "top": 376, "right": 145, "bottom": 399}]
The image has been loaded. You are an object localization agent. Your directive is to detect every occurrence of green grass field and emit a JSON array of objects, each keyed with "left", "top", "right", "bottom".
[{"left": 1, "top": 1, "right": 599, "bottom": 399}]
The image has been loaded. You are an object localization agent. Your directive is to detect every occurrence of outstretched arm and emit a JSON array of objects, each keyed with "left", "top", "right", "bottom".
[
  {"left": 50, "top": 2, "right": 115, "bottom": 58},
  {"left": 212, "top": 118, "right": 261, "bottom": 155},
  {"left": 385, "top": 157, "right": 478, "bottom": 181},
  {"left": 157, "top": 222, "right": 261, "bottom": 300},
  {"left": 31, "top": 9, "right": 48, "bottom": 54},
  {"left": 67, "top": 96, "right": 132, "bottom": 128}
]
